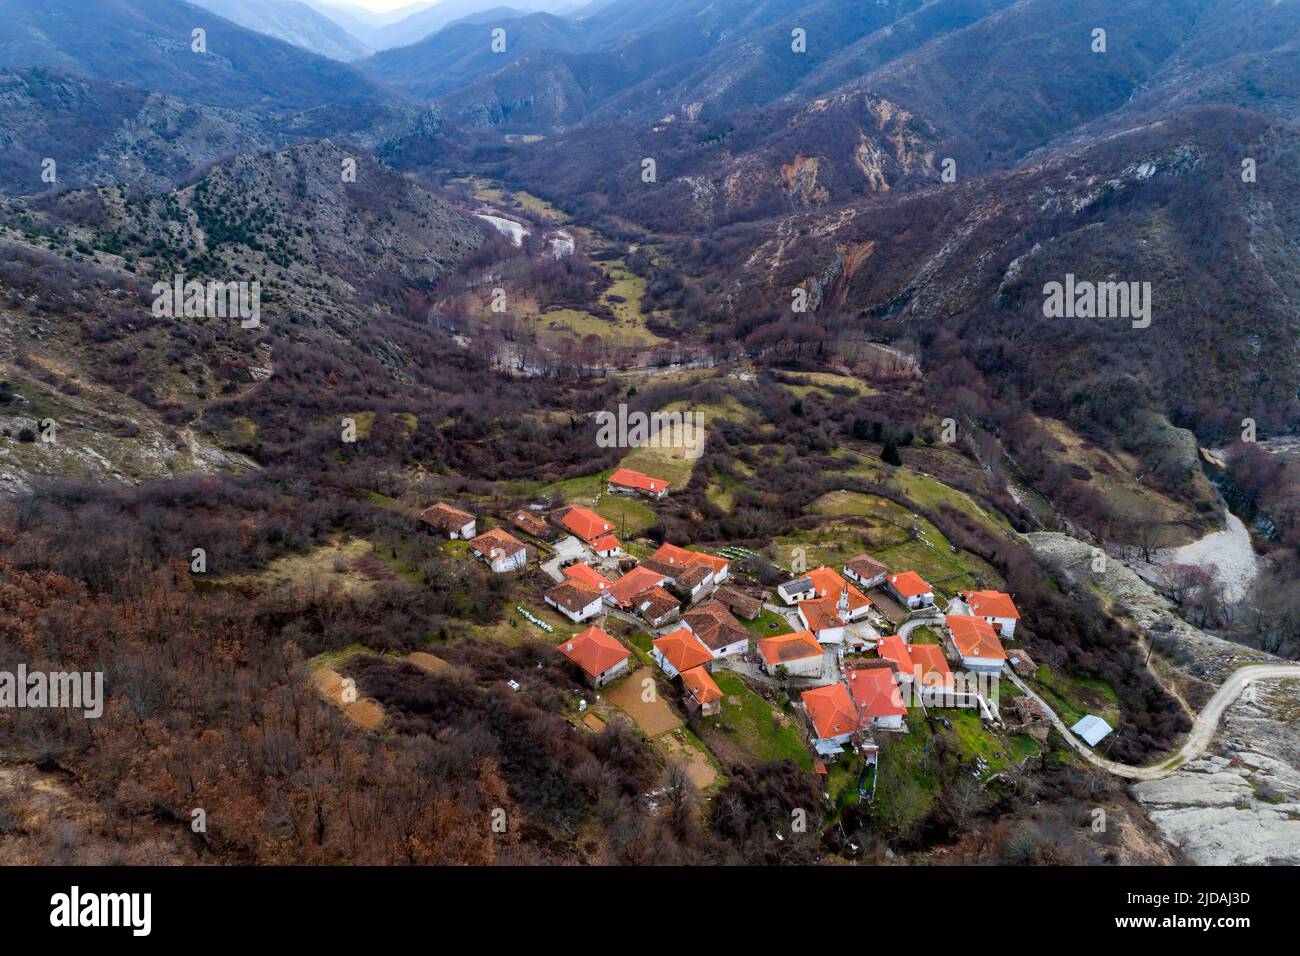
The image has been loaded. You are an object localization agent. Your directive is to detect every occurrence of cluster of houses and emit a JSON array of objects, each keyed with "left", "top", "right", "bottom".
[
  {"left": 419, "top": 480, "right": 1025, "bottom": 766},
  {"left": 765, "top": 560, "right": 1022, "bottom": 758}
]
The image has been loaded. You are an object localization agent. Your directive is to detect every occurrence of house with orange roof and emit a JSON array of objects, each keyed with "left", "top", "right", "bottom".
[
  {"left": 886, "top": 571, "right": 935, "bottom": 609},
  {"left": 557, "top": 626, "right": 631, "bottom": 687},
  {"left": 606, "top": 565, "right": 669, "bottom": 608},
  {"left": 952, "top": 589, "right": 1021, "bottom": 638},
  {"left": 467, "top": 528, "right": 527, "bottom": 573},
  {"left": 649, "top": 542, "right": 730, "bottom": 584},
  {"left": 875, "top": 636, "right": 955, "bottom": 701},
  {"left": 557, "top": 506, "right": 615, "bottom": 544},
  {"left": 591, "top": 533, "right": 623, "bottom": 558},
  {"left": 875, "top": 635, "right": 913, "bottom": 675},
  {"left": 680, "top": 666, "right": 722, "bottom": 716},
  {"left": 608, "top": 467, "right": 670, "bottom": 500},
  {"left": 419, "top": 502, "right": 476, "bottom": 539},
  {"left": 945, "top": 615, "right": 1007, "bottom": 672},
  {"left": 845, "top": 665, "right": 907, "bottom": 730},
  {"left": 780, "top": 567, "right": 869, "bottom": 618},
  {"left": 651, "top": 627, "right": 714, "bottom": 679},
  {"left": 907, "top": 644, "right": 957, "bottom": 699},
  {"left": 798, "top": 596, "right": 849, "bottom": 645},
  {"left": 756, "top": 630, "right": 824, "bottom": 678},
  {"left": 808, "top": 567, "right": 871, "bottom": 617},
  {"left": 800, "top": 683, "right": 861, "bottom": 756},
  {"left": 544, "top": 581, "right": 604, "bottom": 623},
  {"left": 563, "top": 562, "right": 613, "bottom": 594},
  {"left": 794, "top": 567, "right": 873, "bottom": 644}
]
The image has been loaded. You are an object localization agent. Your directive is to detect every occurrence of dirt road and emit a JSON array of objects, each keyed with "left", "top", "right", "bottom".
[{"left": 1005, "top": 663, "right": 1300, "bottom": 781}]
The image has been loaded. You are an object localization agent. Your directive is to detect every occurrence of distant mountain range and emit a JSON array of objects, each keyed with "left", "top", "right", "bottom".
[
  {"left": 0, "top": 0, "right": 397, "bottom": 110},
  {"left": 190, "top": 0, "right": 374, "bottom": 61}
]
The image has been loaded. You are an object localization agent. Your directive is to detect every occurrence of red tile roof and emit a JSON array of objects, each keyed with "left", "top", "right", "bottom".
[
  {"left": 564, "top": 563, "right": 612, "bottom": 592},
  {"left": 609, "top": 467, "right": 670, "bottom": 494},
  {"left": 807, "top": 566, "right": 872, "bottom": 614},
  {"left": 560, "top": 506, "right": 614, "bottom": 543},
  {"left": 946, "top": 615, "right": 1007, "bottom": 660},
  {"left": 757, "top": 630, "right": 823, "bottom": 665},
  {"left": 907, "top": 643, "right": 955, "bottom": 689},
  {"left": 608, "top": 566, "right": 667, "bottom": 607},
  {"left": 876, "top": 635, "right": 912, "bottom": 673},
  {"left": 798, "top": 597, "right": 845, "bottom": 634},
  {"left": 846, "top": 666, "right": 908, "bottom": 719},
  {"left": 876, "top": 636, "right": 954, "bottom": 688},
  {"left": 653, "top": 627, "right": 713, "bottom": 673},
  {"left": 649, "top": 543, "right": 728, "bottom": 577},
  {"left": 681, "top": 666, "right": 722, "bottom": 705},
  {"left": 591, "top": 534, "right": 622, "bottom": 553},
  {"left": 650, "top": 543, "right": 695, "bottom": 568},
  {"left": 960, "top": 590, "right": 1020, "bottom": 620},
  {"left": 801, "top": 683, "right": 860, "bottom": 740},
  {"left": 557, "top": 626, "right": 629, "bottom": 678},
  {"left": 888, "top": 571, "right": 933, "bottom": 599}
]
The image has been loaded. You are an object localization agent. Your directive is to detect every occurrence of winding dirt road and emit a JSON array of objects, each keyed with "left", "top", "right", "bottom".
[{"left": 1005, "top": 663, "right": 1300, "bottom": 781}]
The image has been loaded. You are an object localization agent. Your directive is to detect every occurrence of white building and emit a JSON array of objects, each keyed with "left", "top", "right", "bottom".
[
  {"left": 886, "top": 571, "right": 935, "bottom": 609},
  {"left": 468, "top": 529, "right": 528, "bottom": 573},
  {"left": 951, "top": 590, "right": 1021, "bottom": 638}
]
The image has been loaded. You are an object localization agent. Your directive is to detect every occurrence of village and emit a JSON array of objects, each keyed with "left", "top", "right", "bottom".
[{"left": 415, "top": 465, "right": 1084, "bottom": 802}]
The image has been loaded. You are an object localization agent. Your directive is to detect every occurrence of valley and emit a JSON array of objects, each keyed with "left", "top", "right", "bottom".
[{"left": 0, "top": 0, "right": 1298, "bottom": 877}]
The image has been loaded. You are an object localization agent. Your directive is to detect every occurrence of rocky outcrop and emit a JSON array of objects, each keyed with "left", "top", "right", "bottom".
[{"left": 1132, "top": 678, "right": 1300, "bottom": 865}]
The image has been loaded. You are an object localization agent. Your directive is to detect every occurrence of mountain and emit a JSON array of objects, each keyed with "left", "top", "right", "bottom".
[
  {"left": 0, "top": 139, "right": 487, "bottom": 490},
  {"left": 190, "top": 0, "right": 373, "bottom": 61},
  {"left": 301, "top": 0, "right": 436, "bottom": 47},
  {"left": 0, "top": 69, "right": 282, "bottom": 196},
  {"left": 0, "top": 68, "right": 434, "bottom": 198},
  {"left": 0, "top": 0, "right": 399, "bottom": 111},
  {"left": 370, "top": 1, "right": 539, "bottom": 51},
  {"left": 361, "top": 11, "right": 588, "bottom": 99}
]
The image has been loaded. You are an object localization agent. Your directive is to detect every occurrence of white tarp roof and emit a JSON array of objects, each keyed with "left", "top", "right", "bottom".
[{"left": 1071, "top": 714, "right": 1114, "bottom": 747}]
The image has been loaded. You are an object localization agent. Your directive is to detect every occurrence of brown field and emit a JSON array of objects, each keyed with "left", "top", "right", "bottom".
[
  {"left": 658, "top": 730, "right": 719, "bottom": 790},
  {"left": 604, "top": 667, "right": 683, "bottom": 736}
]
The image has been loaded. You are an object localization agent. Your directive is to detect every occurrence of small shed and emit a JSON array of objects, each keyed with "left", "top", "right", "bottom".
[{"left": 1070, "top": 714, "right": 1114, "bottom": 747}]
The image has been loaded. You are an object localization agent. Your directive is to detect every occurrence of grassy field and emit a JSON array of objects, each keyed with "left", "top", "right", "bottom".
[
  {"left": 777, "top": 371, "right": 876, "bottom": 400},
  {"left": 1030, "top": 665, "right": 1121, "bottom": 728},
  {"left": 455, "top": 176, "right": 568, "bottom": 223},
  {"left": 468, "top": 585, "right": 575, "bottom": 646},
  {"left": 705, "top": 673, "right": 812, "bottom": 771},
  {"left": 744, "top": 609, "right": 792, "bottom": 641},
  {"left": 594, "top": 493, "right": 659, "bottom": 537},
  {"left": 220, "top": 537, "right": 388, "bottom": 594},
  {"left": 807, "top": 489, "right": 1003, "bottom": 597}
]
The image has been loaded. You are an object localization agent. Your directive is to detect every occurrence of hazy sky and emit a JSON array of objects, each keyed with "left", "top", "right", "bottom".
[{"left": 320, "top": 0, "right": 434, "bottom": 12}]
